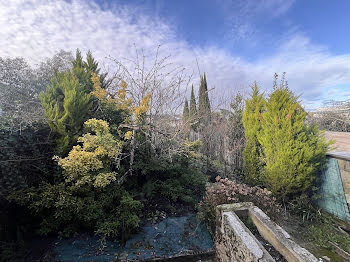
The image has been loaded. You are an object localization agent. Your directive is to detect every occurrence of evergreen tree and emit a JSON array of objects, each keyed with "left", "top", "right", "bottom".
[
  {"left": 40, "top": 49, "right": 106, "bottom": 155},
  {"left": 183, "top": 98, "right": 189, "bottom": 123},
  {"left": 40, "top": 71, "right": 92, "bottom": 155},
  {"left": 258, "top": 74, "right": 329, "bottom": 199},
  {"left": 189, "top": 85, "right": 198, "bottom": 130},
  {"left": 198, "top": 73, "right": 211, "bottom": 124},
  {"left": 242, "top": 83, "right": 265, "bottom": 185}
]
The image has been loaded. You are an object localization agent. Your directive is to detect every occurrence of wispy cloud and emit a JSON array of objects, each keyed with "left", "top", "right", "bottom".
[
  {"left": 218, "top": 0, "right": 295, "bottom": 45},
  {"left": 1, "top": 0, "right": 349, "bottom": 109}
]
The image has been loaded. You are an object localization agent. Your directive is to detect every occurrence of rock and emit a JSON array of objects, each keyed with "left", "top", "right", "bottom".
[{"left": 321, "top": 256, "right": 331, "bottom": 262}]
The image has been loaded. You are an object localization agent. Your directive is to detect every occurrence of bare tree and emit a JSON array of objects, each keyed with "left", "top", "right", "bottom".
[
  {"left": 308, "top": 99, "right": 350, "bottom": 132},
  {"left": 0, "top": 50, "right": 73, "bottom": 130},
  {"left": 106, "top": 46, "right": 198, "bottom": 181}
]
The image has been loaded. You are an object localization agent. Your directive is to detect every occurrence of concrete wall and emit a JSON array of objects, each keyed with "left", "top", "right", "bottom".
[
  {"left": 215, "top": 203, "right": 274, "bottom": 262},
  {"left": 215, "top": 203, "right": 318, "bottom": 262}
]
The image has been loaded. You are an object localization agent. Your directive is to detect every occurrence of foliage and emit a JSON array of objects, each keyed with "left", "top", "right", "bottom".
[
  {"left": 134, "top": 93, "right": 152, "bottom": 122},
  {"left": 54, "top": 118, "right": 122, "bottom": 189},
  {"left": 40, "top": 71, "right": 93, "bottom": 155},
  {"left": 242, "top": 83, "right": 265, "bottom": 185},
  {"left": 133, "top": 139, "right": 207, "bottom": 208},
  {"left": 39, "top": 50, "right": 110, "bottom": 155},
  {"left": 71, "top": 50, "right": 110, "bottom": 92},
  {"left": 308, "top": 216, "right": 350, "bottom": 253},
  {"left": 182, "top": 98, "right": 189, "bottom": 123},
  {"left": 0, "top": 51, "right": 73, "bottom": 126},
  {"left": 0, "top": 121, "right": 56, "bottom": 197},
  {"left": 258, "top": 74, "right": 329, "bottom": 199},
  {"left": 21, "top": 119, "right": 142, "bottom": 241},
  {"left": 307, "top": 100, "right": 350, "bottom": 132},
  {"left": 287, "top": 193, "right": 323, "bottom": 223},
  {"left": 199, "top": 176, "right": 280, "bottom": 236},
  {"left": 227, "top": 92, "right": 245, "bottom": 177},
  {"left": 198, "top": 73, "right": 211, "bottom": 125},
  {"left": 0, "top": 119, "right": 58, "bottom": 261},
  {"left": 189, "top": 85, "right": 198, "bottom": 130}
]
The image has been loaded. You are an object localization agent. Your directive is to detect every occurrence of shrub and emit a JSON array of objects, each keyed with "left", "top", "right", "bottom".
[
  {"left": 242, "top": 83, "right": 265, "bottom": 185},
  {"left": 17, "top": 119, "right": 142, "bottom": 241},
  {"left": 258, "top": 75, "right": 329, "bottom": 199}
]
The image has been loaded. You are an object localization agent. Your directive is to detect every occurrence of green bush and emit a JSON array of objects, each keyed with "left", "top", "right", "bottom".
[
  {"left": 243, "top": 75, "right": 329, "bottom": 199},
  {"left": 242, "top": 83, "right": 265, "bottom": 185},
  {"left": 258, "top": 75, "right": 329, "bottom": 199},
  {"left": 134, "top": 156, "right": 207, "bottom": 208}
]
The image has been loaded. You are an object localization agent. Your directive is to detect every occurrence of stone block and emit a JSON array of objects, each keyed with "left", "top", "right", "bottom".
[{"left": 215, "top": 203, "right": 318, "bottom": 262}]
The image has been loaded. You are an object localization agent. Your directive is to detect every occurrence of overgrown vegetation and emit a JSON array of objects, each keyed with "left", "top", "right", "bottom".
[
  {"left": 243, "top": 74, "right": 330, "bottom": 199},
  {"left": 0, "top": 48, "right": 338, "bottom": 261}
]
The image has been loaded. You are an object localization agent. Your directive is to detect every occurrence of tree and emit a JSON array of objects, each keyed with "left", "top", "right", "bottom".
[
  {"left": 72, "top": 50, "right": 109, "bottom": 93},
  {"left": 40, "top": 71, "right": 93, "bottom": 155},
  {"left": 110, "top": 47, "right": 194, "bottom": 162},
  {"left": 227, "top": 93, "right": 245, "bottom": 177},
  {"left": 189, "top": 84, "right": 198, "bottom": 130},
  {"left": 242, "top": 82, "right": 265, "bottom": 185},
  {"left": 0, "top": 51, "right": 74, "bottom": 129},
  {"left": 307, "top": 99, "right": 350, "bottom": 132},
  {"left": 258, "top": 74, "right": 329, "bottom": 199},
  {"left": 183, "top": 98, "right": 189, "bottom": 123},
  {"left": 40, "top": 50, "right": 109, "bottom": 155},
  {"left": 198, "top": 73, "right": 211, "bottom": 124}
]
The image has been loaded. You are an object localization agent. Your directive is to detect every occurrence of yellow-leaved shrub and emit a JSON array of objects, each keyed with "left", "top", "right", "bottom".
[{"left": 54, "top": 118, "right": 122, "bottom": 189}]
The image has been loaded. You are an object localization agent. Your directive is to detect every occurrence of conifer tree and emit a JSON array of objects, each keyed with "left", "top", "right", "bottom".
[
  {"left": 242, "top": 83, "right": 265, "bottom": 185},
  {"left": 198, "top": 73, "right": 211, "bottom": 124},
  {"left": 183, "top": 98, "right": 189, "bottom": 123},
  {"left": 258, "top": 74, "right": 329, "bottom": 199},
  {"left": 189, "top": 85, "right": 197, "bottom": 117},
  {"left": 40, "top": 49, "right": 106, "bottom": 155},
  {"left": 189, "top": 85, "right": 198, "bottom": 130},
  {"left": 40, "top": 71, "right": 92, "bottom": 155}
]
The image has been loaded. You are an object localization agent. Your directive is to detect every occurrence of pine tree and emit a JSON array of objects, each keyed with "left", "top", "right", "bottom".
[
  {"left": 198, "top": 73, "right": 211, "bottom": 124},
  {"left": 40, "top": 71, "right": 92, "bottom": 155},
  {"left": 242, "top": 82, "right": 265, "bottom": 185},
  {"left": 183, "top": 98, "right": 189, "bottom": 123},
  {"left": 257, "top": 74, "right": 329, "bottom": 199}
]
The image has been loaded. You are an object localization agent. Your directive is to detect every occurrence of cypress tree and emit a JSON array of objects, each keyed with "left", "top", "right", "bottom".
[
  {"left": 242, "top": 82, "right": 265, "bottom": 185},
  {"left": 257, "top": 74, "right": 329, "bottom": 199},
  {"left": 183, "top": 98, "right": 189, "bottom": 123},
  {"left": 198, "top": 73, "right": 211, "bottom": 124},
  {"left": 189, "top": 85, "right": 198, "bottom": 130},
  {"left": 40, "top": 71, "right": 92, "bottom": 155},
  {"left": 189, "top": 85, "right": 197, "bottom": 117},
  {"left": 40, "top": 49, "right": 105, "bottom": 155}
]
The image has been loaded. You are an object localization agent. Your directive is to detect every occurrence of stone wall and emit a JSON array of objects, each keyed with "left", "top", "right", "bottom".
[{"left": 215, "top": 203, "right": 318, "bottom": 262}]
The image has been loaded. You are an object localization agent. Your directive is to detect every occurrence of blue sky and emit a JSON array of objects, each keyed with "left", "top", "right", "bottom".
[{"left": 1, "top": 0, "right": 350, "bottom": 109}]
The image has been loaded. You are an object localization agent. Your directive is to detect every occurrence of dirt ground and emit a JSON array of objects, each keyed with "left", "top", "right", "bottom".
[{"left": 324, "top": 131, "right": 350, "bottom": 152}]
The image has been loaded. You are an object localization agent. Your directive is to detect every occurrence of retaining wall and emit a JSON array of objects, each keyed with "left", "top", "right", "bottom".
[{"left": 215, "top": 203, "right": 318, "bottom": 262}]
